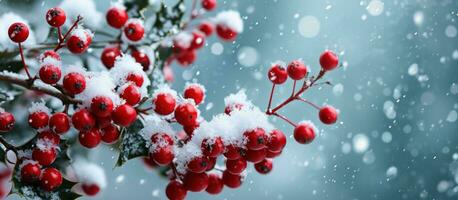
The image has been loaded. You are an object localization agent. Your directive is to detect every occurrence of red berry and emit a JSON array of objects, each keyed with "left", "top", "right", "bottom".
[
  {"left": 40, "top": 50, "right": 61, "bottom": 62},
  {"left": 49, "top": 112, "right": 70, "bottom": 134},
  {"left": 266, "top": 149, "right": 282, "bottom": 158},
  {"left": 183, "top": 172, "right": 209, "bottom": 192},
  {"left": 166, "top": 180, "right": 187, "bottom": 200},
  {"left": 190, "top": 31, "right": 205, "bottom": 50},
  {"left": 183, "top": 123, "right": 199, "bottom": 137},
  {"left": 151, "top": 146, "right": 174, "bottom": 166},
  {"left": 243, "top": 148, "right": 266, "bottom": 163},
  {"left": 267, "top": 129, "right": 286, "bottom": 152},
  {"left": 174, "top": 103, "right": 198, "bottom": 126},
  {"left": 132, "top": 49, "right": 151, "bottom": 71},
  {"left": 126, "top": 73, "right": 144, "bottom": 87},
  {"left": 184, "top": 84, "right": 205, "bottom": 105},
  {"left": 82, "top": 183, "right": 100, "bottom": 196},
  {"left": 40, "top": 168, "right": 62, "bottom": 191},
  {"left": 268, "top": 64, "right": 288, "bottom": 84},
  {"left": 176, "top": 50, "right": 197, "bottom": 66},
  {"left": 39, "top": 64, "right": 61, "bottom": 84},
  {"left": 101, "top": 47, "right": 121, "bottom": 69},
  {"left": 106, "top": 6, "right": 128, "bottom": 29},
  {"left": 112, "top": 104, "right": 137, "bottom": 127},
  {"left": 226, "top": 158, "right": 247, "bottom": 175},
  {"left": 319, "top": 50, "right": 339, "bottom": 71},
  {"left": 150, "top": 133, "right": 174, "bottom": 145},
  {"left": 0, "top": 111, "right": 14, "bottom": 132},
  {"left": 287, "top": 60, "right": 307, "bottom": 80},
  {"left": 101, "top": 124, "right": 120, "bottom": 144},
  {"left": 222, "top": 170, "right": 242, "bottom": 188},
  {"left": 206, "top": 156, "right": 216, "bottom": 171},
  {"left": 201, "top": 137, "right": 224, "bottom": 157},
  {"left": 293, "top": 122, "right": 316, "bottom": 144},
  {"left": 224, "top": 144, "right": 242, "bottom": 160},
  {"left": 72, "top": 109, "right": 95, "bottom": 131},
  {"left": 216, "top": 25, "right": 237, "bottom": 41},
  {"left": 63, "top": 72, "right": 86, "bottom": 95},
  {"left": 153, "top": 93, "right": 176, "bottom": 115},
  {"left": 187, "top": 156, "right": 209, "bottom": 173},
  {"left": 67, "top": 29, "right": 92, "bottom": 54},
  {"left": 202, "top": 0, "right": 217, "bottom": 11},
  {"left": 28, "top": 111, "right": 49, "bottom": 129},
  {"left": 37, "top": 130, "right": 60, "bottom": 145},
  {"left": 243, "top": 128, "right": 267, "bottom": 150},
  {"left": 21, "top": 162, "right": 41, "bottom": 182},
  {"left": 123, "top": 20, "right": 144, "bottom": 42},
  {"left": 46, "top": 7, "right": 66, "bottom": 27},
  {"left": 79, "top": 128, "right": 102, "bottom": 148},
  {"left": 90, "top": 96, "right": 114, "bottom": 118},
  {"left": 206, "top": 174, "right": 223, "bottom": 195},
  {"left": 8, "top": 22, "right": 29, "bottom": 43},
  {"left": 199, "top": 22, "right": 214, "bottom": 36},
  {"left": 319, "top": 106, "right": 338, "bottom": 124},
  {"left": 32, "top": 148, "right": 57, "bottom": 166},
  {"left": 96, "top": 115, "right": 112, "bottom": 129},
  {"left": 254, "top": 159, "right": 273, "bottom": 174},
  {"left": 120, "top": 84, "right": 141, "bottom": 106}
]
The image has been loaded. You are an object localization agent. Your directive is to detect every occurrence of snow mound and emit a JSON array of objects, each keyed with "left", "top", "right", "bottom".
[
  {"left": 59, "top": 0, "right": 102, "bottom": 29},
  {"left": 214, "top": 10, "right": 244, "bottom": 33}
]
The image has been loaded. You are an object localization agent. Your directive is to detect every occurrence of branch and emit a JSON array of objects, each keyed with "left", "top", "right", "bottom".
[{"left": 0, "top": 71, "right": 82, "bottom": 105}]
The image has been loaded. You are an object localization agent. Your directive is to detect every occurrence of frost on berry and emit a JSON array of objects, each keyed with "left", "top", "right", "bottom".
[
  {"left": 76, "top": 72, "right": 120, "bottom": 109},
  {"left": 110, "top": 55, "right": 150, "bottom": 97},
  {"left": 214, "top": 10, "right": 244, "bottom": 41},
  {"left": 65, "top": 159, "right": 107, "bottom": 194}
]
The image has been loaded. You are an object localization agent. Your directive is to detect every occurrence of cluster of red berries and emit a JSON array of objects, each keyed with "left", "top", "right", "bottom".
[{"left": 267, "top": 50, "right": 340, "bottom": 145}]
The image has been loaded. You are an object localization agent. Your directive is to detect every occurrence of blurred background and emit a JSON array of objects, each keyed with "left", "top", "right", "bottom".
[{"left": 1, "top": 0, "right": 458, "bottom": 199}]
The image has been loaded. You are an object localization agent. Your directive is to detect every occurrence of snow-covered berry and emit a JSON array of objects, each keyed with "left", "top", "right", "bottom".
[
  {"left": 214, "top": 11, "right": 243, "bottom": 41},
  {"left": 190, "top": 31, "right": 205, "bottom": 50},
  {"left": 174, "top": 103, "right": 198, "bottom": 126},
  {"left": 67, "top": 28, "right": 92, "bottom": 54},
  {"left": 268, "top": 64, "right": 288, "bottom": 84},
  {"left": 101, "top": 47, "right": 121, "bottom": 69},
  {"left": 123, "top": 19, "right": 144, "bottom": 42},
  {"left": 126, "top": 72, "right": 144, "bottom": 87},
  {"left": 32, "top": 147, "right": 57, "bottom": 166},
  {"left": 287, "top": 60, "right": 307, "bottom": 80},
  {"left": 187, "top": 156, "right": 209, "bottom": 173},
  {"left": 37, "top": 130, "right": 60, "bottom": 145},
  {"left": 46, "top": 7, "right": 66, "bottom": 27},
  {"left": 243, "top": 128, "right": 267, "bottom": 150},
  {"left": 8, "top": 22, "right": 29, "bottom": 43},
  {"left": 106, "top": 6, "right": 128, "bottom": 29},
  {"left": 40, "top": 50, "right": 61, "bottom": 63},
  {"left": 293, "top": 122, "right": 316, "bottom": 144},
  {"left": 120, "top": 84, "right": 141, "bottom": 106},
  {"left": 267, "top": 129, "right": 286, "bottom": 152},
  {"left": 184, "top": 83, "right": 205, "bottom": 105},
  {"left": 319, "top": 105, "right": 338, "bottom": 124},
  {"left": 150, "top": 146, "right": 174, "bottom": 166},
  {"left": 201, "top": 137, "right": 224, "bottom": 157},
  {"left": 63, "top": 72, "right": 86, "bottom": 95},
  {"left": 39, "top": 64, "right": 61, "bottom": 84},
  {"left": 153, "top": 93, "right": 176, "bottom": 115}
]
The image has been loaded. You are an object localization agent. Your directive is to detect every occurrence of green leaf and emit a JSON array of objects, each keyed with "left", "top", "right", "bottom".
[
  {"left": 115, "top": 120, "right": 149, "bottom": 167},
  {"left": 124, "top": 0, "right": 150, "bottom": 17}
]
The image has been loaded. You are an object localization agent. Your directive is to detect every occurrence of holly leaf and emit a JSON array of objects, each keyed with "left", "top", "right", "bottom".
[
  {"left": 124, "top": 0, "right": 150, "bottom": 17},
  {"left": 115, "top": 120, "right": 149, "bottom": 167}
]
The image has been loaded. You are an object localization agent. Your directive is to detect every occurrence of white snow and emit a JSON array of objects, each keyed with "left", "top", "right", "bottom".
[
  {"left": 0, "top": 12, "right": 37, "bottom": 51},
  {"left": 173, "top": 32, "right": 193, "bottom": 49},
  {"left": 75, "top": 71, "right": 120, "bottom": 108},
  {"left": 70, "top": 27, "right": 93, "bottom": 42},
  {"left": 140, "top": 115, "right": 175, "bottom": 146},
  {"left": 152, "top": 84, "right": 178, "bottom": 99},
  {"left": 110, "top": 54, "right": 150, "bottom": 96},
  {"left": 36, "top": 138, "right": 59, "bottom": 151},
  {"left": 59, "top": 0, "right": 103, "bottom": 29},
  {"left": 224, "top": 90, "right": 253, "bottom": 108},
  {"left": 66, "top": 158, "right": 107, "bottom": 188},
  {"left": 28, "top": 100, "right": 51, "bottom": 115},
  {"left": 214, "top": 10, "right": 244, "bottom": 33}
]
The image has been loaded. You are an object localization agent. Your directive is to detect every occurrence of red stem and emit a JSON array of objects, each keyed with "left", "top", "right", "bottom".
[
  {"left": 291, "top": 80, "right": 296, "bottom": 97},
  {"left": 296, "top": 97, "right": 320, "bottom": 110},
  {"left": 272, "top": 113, "right": 297, "bottom": 127},
  {"left": 17, "top": 42, "right": 31, "bottom": 79},
  {"left": 57, "top": 26, "right": 63, "bottom": 41},
  {"left": 266, "top": 84, "right": 276, "bottom": 112}
]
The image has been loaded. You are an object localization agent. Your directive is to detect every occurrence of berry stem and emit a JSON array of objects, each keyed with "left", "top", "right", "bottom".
[
  {"left": 272, "top": 113, "right": 297, "bottom": 127},
  {"left": 291, "top": 80, "right": 296, "bottom": 97},
  {"left": 170, "top": 163, "right": 182, "bottom": 180},
  {"left": 296, "top": 97, "right": 320, "bottom": 110},
  {"left": 266, "top": 84, "right": 276, "bottom": 113},
  {"left": 54, "top": 15, "right": 83, "bottom": 52},
  {"left": 17, "top": 42, "right": 32, "bottom": 79},
  {"left": 57, "top": 26, "right": 63, "bottom": 42}
]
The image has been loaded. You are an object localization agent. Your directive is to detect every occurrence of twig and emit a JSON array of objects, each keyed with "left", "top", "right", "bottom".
[{"left": 0, "top": 72, "right": 82, "bottom": 105}]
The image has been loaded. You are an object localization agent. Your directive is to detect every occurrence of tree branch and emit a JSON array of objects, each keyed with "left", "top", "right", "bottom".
[{"left": 0, "top": 71, "right": 82, "bottom": 105}]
